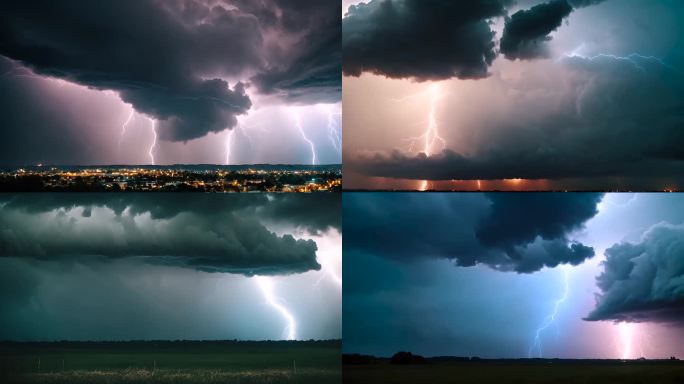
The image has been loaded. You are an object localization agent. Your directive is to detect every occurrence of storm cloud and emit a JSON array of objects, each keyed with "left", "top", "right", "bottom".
[
  {"left": 0, "top": 0, "right": 340, "bottom": 141},
  {"left": 500, "top": 0, "right": 609, "bottom": 60},
  {"left": 344, "top": 193, "right": 602, "bottom": 273},
  {"left": 500, "top": 0, "right": 574, "bottom": 60},
  {"left": 347, "top": 52, "right": 684, "bottom": 183},
  {"left": 342, "top": 0, "right": 512, "bottom": 81},
  {"left": 586, "top": 223, "right": 684, "bottom": 325},
  {"left": 0, "top": 194, "right": 341, "bottom": 276}
]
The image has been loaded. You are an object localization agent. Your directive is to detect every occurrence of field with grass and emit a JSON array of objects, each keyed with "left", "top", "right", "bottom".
[
  {"left": 0, "top": 340, "right": 340, "bottom": 384},
  {"left": 343, "top": 359, "right": 684, "bottom": 384}
]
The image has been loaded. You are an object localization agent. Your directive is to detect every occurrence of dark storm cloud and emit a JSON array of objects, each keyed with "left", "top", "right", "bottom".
[
  {"left": 0, "top": 194, "right": 341, "bottom": 276},
  {"left": 500, "top": 0, "right": 609, "bottom": 60},
  {"left": 500, "top": 0, "right": 573, "bottom": 60},
  {"left": 344, "top": 193, "right": 601, "bottom": 273},
  {"left": 247, "top": 0, "right": 342, "bottom": 104},
  {"left": 348, "top": 53, "right": 684, "bottom": 181},
  {"left": 342, "top": 0, "right": 512, "bottom": 81},
  {"left": 585, "top": 223, "right": 684, "bottom": 325},
  {"left": 0, "top": 0, "right": 340, "bottom": 142},
  {"left": 476, "top": 193, "right": 601, "bottom": 272}
]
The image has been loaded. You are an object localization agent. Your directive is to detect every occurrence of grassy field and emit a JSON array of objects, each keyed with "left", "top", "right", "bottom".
[
  {"left": 0, "top": 340, "right": 340, "bottom": 383},
  {"left": 343, "top": 360, "right": 684, "bottom": 384}
]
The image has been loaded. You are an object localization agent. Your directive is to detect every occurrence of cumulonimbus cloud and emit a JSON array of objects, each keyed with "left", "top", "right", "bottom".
[
  {"left": 585, "top": 223, "right": 684, "bottom": 325},
  {"left": 0, "top": 0, "right": 341, "bottom": 141},
  {"left": 346, "top": 53, "right": 684, "bottom": 181}
]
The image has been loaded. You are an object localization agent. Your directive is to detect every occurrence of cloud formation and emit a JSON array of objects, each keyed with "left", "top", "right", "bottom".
[
  {"left": 0, "top": 0, "right": 340, "bottom": 141},
  {"left": 0, "top": 194, "right": 340, "bottom": 276},
  {"left": 347, "top": 53, "right": 684, "bottom": 182},
  {"left": 342, "top": 0, "right": 511, "bottom": 81},
  {"left": 500, "top": 0, "right": 574, "bottom": 60},
  {"left": 344, "top": 193, "right": 601, "bottom": 273},
  {"left": 586, "top": 223, "right": 684, "bottom": 324},
  {"left": 500, "top": 0, "right": 608, "bottom": 60}
]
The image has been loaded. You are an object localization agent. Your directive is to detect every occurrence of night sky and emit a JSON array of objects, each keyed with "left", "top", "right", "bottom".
[
  {"left": 342, "top": 0, "right": 684, "bottom": 190},
  {"left": 0, "top": 194, "right": 341, "bottom": 341},
  {"left": 344, "top": 193, "right": 684, "bottom": 358},
  {"left": 0, "top": 0, "right": 341, "bottom": 166}
]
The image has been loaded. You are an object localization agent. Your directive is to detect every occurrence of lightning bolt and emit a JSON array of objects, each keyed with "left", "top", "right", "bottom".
[
  {"left": 404, "top": 84, "right": 446, "bottom": 157},
  {"left": 225, "top": 129, "right": 235, "bottom": 165},
  {"left": 399, "top": 84, "right": 446, "bottom": 190},
  {"left": 325, "top": 106, "right": 342, "bottom": 155},
  {"left": 148, "top": 118, "right": 157, "bottom": 165},
  {"left": 618, "top": 322, "right": 634, "bottom": 359},
  {"left": 119, "top": 109, "right": 135, "bottom": 153},
  {"left": 254, "top": 276, "right": 296, "bottom": 340},
  {"left": 293, "top": 110, "right": 317, "bottom": 165},
  {"left": 528, "top": 266, "right": 570, "bottom": 358},
  {"left": 562, "top": 47, "right": 678, "bottom": 72},
  {"left": 315, "top": 252, "right": 342, "bottom": 288}
]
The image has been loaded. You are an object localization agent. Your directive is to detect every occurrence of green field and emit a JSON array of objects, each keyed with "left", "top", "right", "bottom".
[
  {"left": 0, "top": 340, "right": 340, "bottom": 384},
  {"left": 344, "top": 361, "right": 684, "bottom": 384}
]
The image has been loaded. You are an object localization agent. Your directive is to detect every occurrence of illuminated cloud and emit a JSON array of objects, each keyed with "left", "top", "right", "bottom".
[
  {"left": 0, "top": 0, "right": 340, "bottom": 142},
  {"left": 586, "top": 223, "right": 684, "bottom": 325}
]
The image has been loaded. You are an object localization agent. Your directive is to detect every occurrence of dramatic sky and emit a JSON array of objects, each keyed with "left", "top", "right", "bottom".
[
  {"left": 344, "top": 193, "right": 684, "bottom": 359},
  {"left": 0, "top": 0, "right": 341, "bottom": 166},
  {"left": 342, "top": 0, "right": 684, "bottom": 190},
  {"left": 0, "top": 194, "right": 341, "bottom": 341}
]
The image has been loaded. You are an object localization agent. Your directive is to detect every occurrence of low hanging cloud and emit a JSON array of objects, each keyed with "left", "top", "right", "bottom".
[
  {"left": 344, "top": 193, "right": 602, "bottom": 273},
  {"left": 585, "top": 223, "right": 684, "bottom": 325},
  {"left": 342, "top": 0, "right": 512, "bottom": 81},
  {"left": 500, "top": 0, "right": 574, "bottom": 60},
  {"left": 0, "top": 194, "right": 340, "bottom": 276},
  {"left": 500, "top": 0, "right": 607, "bottom": 60},
  {"left": 0, "top": 0, "right": 340, "bottom": 141}
]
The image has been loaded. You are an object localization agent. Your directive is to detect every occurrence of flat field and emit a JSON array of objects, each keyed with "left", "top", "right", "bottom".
[
  {"left": 343, "top": 360, "right": 684, "bottom": 384},
  {"left": 0, "top": 340, "right": 340, "bottom": 384}
]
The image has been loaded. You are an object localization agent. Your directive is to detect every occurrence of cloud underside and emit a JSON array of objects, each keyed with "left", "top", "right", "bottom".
[
  {"left": 0, "top": 194, "right": 340, "bottom": 276},
  {"left": 586, "top": 223, "right": 684, "bottom": 325},
  {"left": 344, "top": 193, "right": 602, "bottom": 273},
  {"left": 342, "top": 0, "right": 610, "bottom": 80},
  {"left": 342, "top": 0, "right": 511, "bottom": 81},
  {"left": 0, "top": 0, "right": 341, "bottom": 141},
  {"left": 347, "top": 54, "right": 684, "bottom": 181}
]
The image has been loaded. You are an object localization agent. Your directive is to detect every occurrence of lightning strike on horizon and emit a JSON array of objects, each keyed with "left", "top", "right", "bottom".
[
  {"left": 529, "top": 267, "right": 571, "bottom": 358},
  {"left": 255, "top": 276, "right": 296, "bottom": 340},
  {"left": 618, "top": 322, "right": 634, "bottom": 359},
  {"left": 400, "top": 84, "right": 446, "bottom": 191},
  {"left": 118, "top": 109, "right": 135, "bottom": 152},
  {"left": 148, "top": 117, "right": 157, "bottom": 165},
  {"left": 293, "top": 111, "right": 317, "bottom": 165}
]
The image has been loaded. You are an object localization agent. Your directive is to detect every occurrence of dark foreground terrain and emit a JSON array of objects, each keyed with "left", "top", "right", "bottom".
[
  {"left": 0, "top": 340, "right": 340, "bottom": 384},
  {"left": 343, "top": 355, "right": 684, "bottom": 384}
]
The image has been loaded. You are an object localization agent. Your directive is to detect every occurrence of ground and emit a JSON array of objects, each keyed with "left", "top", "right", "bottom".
[
  {"left": 0, "top": 340, "right": 340, "bottom": 384},
  {"left": 343, "top": 360, "right": 684, "bottom": 384}
]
